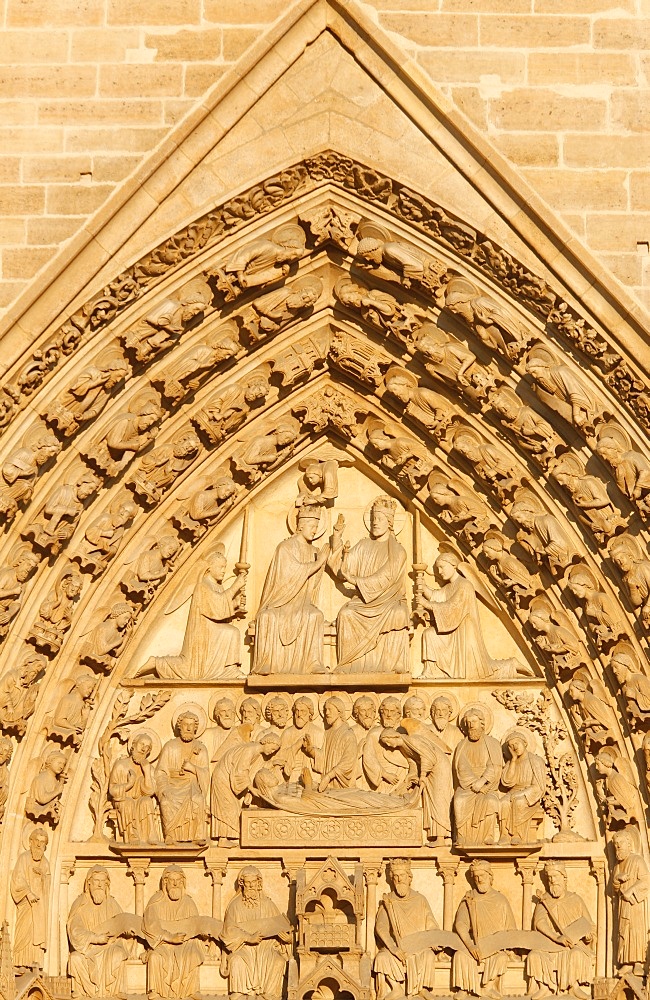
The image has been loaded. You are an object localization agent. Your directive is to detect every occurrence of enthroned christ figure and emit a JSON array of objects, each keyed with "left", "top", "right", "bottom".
[{"left": 252, "top": 504, "right": 328, "bottom": 675}]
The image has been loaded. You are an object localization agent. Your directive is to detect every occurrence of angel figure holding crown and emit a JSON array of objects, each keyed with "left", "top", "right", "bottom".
[{"left": 420, "top": 545, "right": 533, "bottom": 679}]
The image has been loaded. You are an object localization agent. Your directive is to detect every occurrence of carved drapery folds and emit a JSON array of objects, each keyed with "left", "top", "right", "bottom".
[{"left": 0, "top": 154, "right": 648, "bottom": 1000}]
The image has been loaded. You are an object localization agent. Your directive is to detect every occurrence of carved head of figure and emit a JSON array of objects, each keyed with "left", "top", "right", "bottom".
[
  {"left": 214, "top": 475, "right": 237, "bottom": 502},
  {"left": 14, "top": 548, "right": 40, "bottom": 583},
  {"left": 0, "top": 735, "right": 12, "bottom": 765},
  {"left": 29, "top": 827, "right": 48, "bottom": 861},
  {"left": 86, "top": 867, "right": 111, "bottom": 905},
  {"left": 109, "top": 602, "right": 134, "bottom": 631},
  {"left": 33, "top": 431, "right": 61, "bottom": 465},
  {"left": 296, "top": 504, "right": 321, "bottom": 542},
  {"left": 453, "top": 429, "right": 482, "bottom": 464},
  {"left": 130, "top": 733, "right": 153, "bottom": 765},
  {"left": 20, "top": 653, "right": 46, "bottom": 687},
  {"left": 431, "top": 696, "right": 454, "bottom": 732},
  {"left": 610, "top": 642, "right": 638, "bottom": 685},
  {"left": 176, "top": 711, "right": 199, "bottom": 743},
  {"left": 357, "top": 236, "right": 384, "bottom": 265},
  {"left": 274, "top": 417, "right": 301, "bottom": 449},
  {"left": 161, "top": 866, "right": 186, "bottom": 901},
  {"left": 402, "top": 695, "right": 427, "bottom": 721},
  {"left": 323, "top": 697, "right": 345, "bottom": 729},
  {"left": 568, "top": 678, "right": 587, "bottom": 704},
  {"left": 387, "top": 859, "right": 413, "bottom": 898},
  {"left": 207, "top": 544, "right": 228, "bottom": 583},
  {"left": 243, "top": 368, "right": 271, "bottom": 405},
  {"left": 503, "top": 728, "right": 529, "bottom": 761},
  {"left": 509, "top": 500, "right": 536, "bottom": 532},
  {"left": 112, "top": 497, "right": 139, "bottom": 528},
  {"left": 62, "top": 570, "right": 84, "bottom": 601},
  {"left": 481, "top": 532, "right": 507, "bottom": 564},
  {"left": 75, "top": 671, "right": 96, "bottom": 702},
  {"left": 379, "top": 696, "right": 402, "bottom": 730},
  {"left": 468, "top": 859, "right": 493, "bottom": 894},
  {"left": 173, "top": 432, "right": 201, "bottom": 461},
  {"left": 212, "top": 697, "right": 236, "bottom": 730},
  {"left": 292, "top": 697, "right": 315, "bottom": 731},
  {"left": 157, "top": 534, "right": 181, "bottom": 562},
  {"left": 595, "top": 747, "right": 617, "bottom": 777},
  {"left": 258, "top": 732, "right": 281, "bottom": 759},
  {"left": 264, "top": 696, "right": 290, "bottom": 731},
  {"left": 385, "top": 369, "right": 416, "bottom": 406},
  {"left": 46, "top": 751, "right": 68, "bottom": 777},
  {"left": 609, "top": 535, "right": 640, "bottom": 575},
  {"left": 369, "top": 495, "right": 396, "bottom": 539},
  {"left": 352, "top": 696, "right": 376, "bottom": 731},
  {"left": 434, "top": 550, "right": 461, "bottom": 584},
  {"left": 463, "top": 707, "right": 487, "bottom": 743},
  {"left": 543, "top": 861, "right": 567, "bottom": 900},
  {"left": 239, "top": 697, "right": 261, "bottom": 728},
  {"left": 179, "top": 278, "right": 212, "bottom": 324},
  {"left": 238, "top": 865, "right": 263, "bottom": 905},
  {"left": 613, "top": 828, "right": 635, "bottom": 862}
]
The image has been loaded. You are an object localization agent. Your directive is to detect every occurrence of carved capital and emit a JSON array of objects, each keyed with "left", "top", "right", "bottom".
[
  {"left": 436, "top": 859, "right": 460, "bottom": 885},
  {"left": 126, "top": 858, "right": 150, "bottom": 886},
  {"left": 363, "top": 863, "right": 383, "bottom": 887},
  {"left": 590, "top": 858, "right": 606, "bottom": 886},
  {"left": 515, "top": 858, "right": 539, "bottom": 885},
  {"left": 60, "top": 859, "right": 76, "bottom": 884},
  {"left": 204, "top": 862, "right": 227, "bottom": 886}
]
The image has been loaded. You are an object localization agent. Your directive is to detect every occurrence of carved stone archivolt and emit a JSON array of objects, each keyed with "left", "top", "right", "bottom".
[{"left": 0, "top": 156, "right": 649, "bottom": 1000}]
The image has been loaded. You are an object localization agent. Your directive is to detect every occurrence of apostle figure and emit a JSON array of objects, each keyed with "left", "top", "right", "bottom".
[
  {"left": 136, "top": 544, "right": 244, "bottom": 680},
  {"left": 221, "top": 866, "right": 291, "bottom": 1000},
  {"left": 374, "top": 858, "right": 439, "bottom": 1000},
  {"left": 526, "top": 861, "right": 595, "bottom": 1000},
  {"left": 67, "top": 867, "right": 134, "bottom": 998},
  {"left": 453, "top": 706, "right": 502, "bottom": 846},
  {"left": 0, "top": 653, "right": 44, "bottom": 736},
  {"left": 253, "top": 505, "right": 328, "bottom": 675},
  {"left": 430, "top": 696, "right": 463, "bottom": 755},
  {"left": 47, "top": 669, "right": 96, "bottom": 747},
  {"left": 452, "top": 860, "right": 516, "bottom": 999},
  {"left": 155, "top": 711, "right": 209, "bottom": 844},
  {"left": 330, "top": 496, "right": 409, "bottom": 674},
  {"left": 498, "top": 728, "right": 546, "bottom": 845},
  {"left": 278, "top": 697, "right": 322, "bottom": 783},
  {"left": 210, "top": 732, "right": 282, "bottom": 843},
  {"left": 363, "top": 696, "right": 410, "bottom": 793},
  {"left": 143, "top": 867, "right": 219, "bottom": 1000},
  {"left": 302, "top": 697, "right": 357, "bottom": 792},
  {"left": 204, "top": 697, "right": 242, "bottom": 764},
  {"left": 421, "top": 549, "right": 527, "bottom": 679},
  {"left": 612, "top": 828, "right": 650, "bottom": 976},
  {"left": 350, "top": 695, "right": 377, "bottom": 787},
  {"left": 108, "top": 732, "right": 159, "bottom": 843},
  {"left": 11, "top": 826, "right": 50, "bottom": 973},
  {"left": 380, "top": 728, "right": 452, "bottom": 843}
]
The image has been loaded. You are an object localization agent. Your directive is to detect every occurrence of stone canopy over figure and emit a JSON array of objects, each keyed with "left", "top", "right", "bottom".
[
  {"left": 374, "top": 858, "right": 439, "bottom": 1000},
  {"left": 221, "top": 866, "right": 291, "bottom": 1000},
  {"left": 329, "top": 496, "right": 409, "bottom": 674},
  {"left": 253, "top": 504, "right": 328, "bottom": 675}
]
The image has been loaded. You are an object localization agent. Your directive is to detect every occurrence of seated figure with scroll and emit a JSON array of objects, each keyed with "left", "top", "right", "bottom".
[
  {"left": 330, "top": 496, "right": 409, "bottom": 674},
  {"left": 221, "top": 866, "right": 291, "bottom": 1000},
  {"left": 67, "top": 866, "right": 138, "bottom": 998},
  {"left": 452, "top": 859, "right": 516, "bottom": 999},
  {"left": 526, "top": 861, "right": 594, "bottom": 1000},
  {"left": 253, "top": 504, "right": 328, "bottom": 675},
  {"left": 374, "top": 858, "right": 439, "bottom": 1000},
  {"left": 143, "top": 866, "right": 222, "bottom": 1000}
]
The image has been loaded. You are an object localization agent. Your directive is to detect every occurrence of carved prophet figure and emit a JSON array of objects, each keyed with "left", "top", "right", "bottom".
[
  {"left": 138, "top": 544, "right": 244, "bottom": 680},
  {"left": 253, "top": 505, "right": 328, "bottom": 675},
  {"left": 67, "top": 867, "right": 134, "bottom": 998},
  {"left": 374, "top": 858, "right": 439, "bottom": 1000},
  {"left": 526, "top": 862, "right": 594, "bottom": 1000},
  {"left": 11, "top": 827, "right": 50, "bottom": 973},
  {"left": 221, "top": 866, "right": 291, "bottom": 1000},
  {"left": 0, "top": 652, "right": 44, "bottom": 736},
  {"left": 612, "top": 828, "right": 650, "bottom": 976},
  {"left": 452, "top": 860, "right": 516, "bottom": 999},
  {"left": 330, "top": 496, "right": 409, "bottom": 674}
]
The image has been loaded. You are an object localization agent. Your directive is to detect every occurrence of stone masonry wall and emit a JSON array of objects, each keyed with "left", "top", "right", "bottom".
[{"left": 0, "top": 0, "right": 648, "bottom": 319}]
